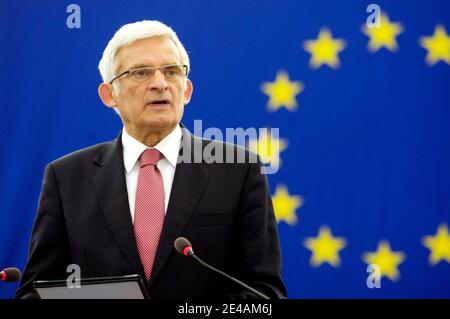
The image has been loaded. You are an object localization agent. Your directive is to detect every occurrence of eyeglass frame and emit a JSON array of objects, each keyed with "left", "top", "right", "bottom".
[{"left": 109, "top": 64, "right": 189, "bottom": 84}]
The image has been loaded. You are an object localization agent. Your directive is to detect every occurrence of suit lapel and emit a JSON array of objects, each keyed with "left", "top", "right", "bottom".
[
  {"left": 90, "top": 134, "right": 146, "bottom": 279},
  {"left": 148, "top": 128, "right": 211, "bottom": 287}
]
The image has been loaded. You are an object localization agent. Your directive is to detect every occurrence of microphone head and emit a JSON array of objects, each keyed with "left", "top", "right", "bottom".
[
  {"left": 0, "top": 267, "right": 22, "bottom": 282},
  {"left": 174, "top": 237, "right": 193, "bottom": 256}
]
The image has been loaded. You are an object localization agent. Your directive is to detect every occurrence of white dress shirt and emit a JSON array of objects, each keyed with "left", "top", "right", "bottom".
[{"left": 122, "top": 125, "right": 181, "bottom": 224}]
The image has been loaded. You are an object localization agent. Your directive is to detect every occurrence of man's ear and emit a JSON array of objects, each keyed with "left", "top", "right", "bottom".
[
  {"left": 98, "top": 83, "right": 118, "bottom": 108},
  {"left": 183, "top": 79, "right": 193, "bottom": 105}
]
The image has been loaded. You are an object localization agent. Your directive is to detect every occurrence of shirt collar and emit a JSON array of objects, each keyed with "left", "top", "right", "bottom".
[{"left": 122, "top": 125, "right": 182, "bottom": 174}]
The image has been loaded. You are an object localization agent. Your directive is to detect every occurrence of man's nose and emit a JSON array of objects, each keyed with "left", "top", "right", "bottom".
[{"left": 147, "top": 69, "right": 168, "bottom": 91}]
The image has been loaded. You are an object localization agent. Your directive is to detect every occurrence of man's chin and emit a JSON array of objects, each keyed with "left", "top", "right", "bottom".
[{"left": 144, "top": 118, "right": 178, "bottom": 133}]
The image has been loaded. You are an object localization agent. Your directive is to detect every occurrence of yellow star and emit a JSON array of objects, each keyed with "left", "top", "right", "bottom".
[
  {"left": 422, "top": 223, "right": 450, "bottom": 265},
  {"left": 419, "top": 24, "right": 450, "bottom": 65},
  {"left": 303, "top": 226, "right": 347, "bottom": 268},
  {"left": 362, "top": 13, "right": 404, "bottom": 52},
  {"left": 272, "top": 184, "right": 303, "bottom": 225},
  {"left": 261, "top": 71, "right": 304, "bottom": 112},
  {"left": 303, "top": 27, "right": 347, "bottom": 69},
  {"left": 248, "top": 130, "right": 287, "bottom": 168},
  {"left": 362, "top": 241, "right": 406, "bottom": 281}
]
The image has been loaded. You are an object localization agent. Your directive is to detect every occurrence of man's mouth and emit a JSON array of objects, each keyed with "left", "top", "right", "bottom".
[{"left": 146, "top": 99, "right": 171, "bottom": 107}]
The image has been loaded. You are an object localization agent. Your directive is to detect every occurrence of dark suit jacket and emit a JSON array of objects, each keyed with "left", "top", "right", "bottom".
[{"left": 16, "top": 126, "right": 286, "bottom": 299}]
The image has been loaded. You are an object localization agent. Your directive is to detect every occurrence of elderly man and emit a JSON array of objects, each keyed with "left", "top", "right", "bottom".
[{"left": 16, "top": 20, "right": 286, "bottom": 299}]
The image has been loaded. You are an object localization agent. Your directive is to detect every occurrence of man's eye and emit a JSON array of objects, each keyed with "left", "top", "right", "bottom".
[
  {"left": 164, "top": 66, "right": 181, "bottom": 77},
  {"left": 132, "top": 69, "right": 151, "bottom": 78}
]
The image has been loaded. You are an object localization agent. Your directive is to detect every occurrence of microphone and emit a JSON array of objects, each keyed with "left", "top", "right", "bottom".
[
  {"left": 0, "top": 267, "right": 21, "bottom": 283},
  {"left": 174, "top": 237, "right": 269, "bottom": 299}
]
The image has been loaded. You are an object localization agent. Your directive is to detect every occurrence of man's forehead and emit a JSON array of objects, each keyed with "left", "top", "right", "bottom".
[{"left": 115, "top": 36, "right": 181, "bottom": 71}]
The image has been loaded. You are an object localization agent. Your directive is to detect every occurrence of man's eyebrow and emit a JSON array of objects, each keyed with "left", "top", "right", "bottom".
[
  {"left": 127, "top": 62, "right": 181, "bottom": 69},
  {"left": 127, "top": 63, "right": 151, "bottom": 69}
]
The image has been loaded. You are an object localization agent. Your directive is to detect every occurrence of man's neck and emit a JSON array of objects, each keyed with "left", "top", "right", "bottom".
[{"left": 124, "top": 125, "right": 177, "bottom": 147}]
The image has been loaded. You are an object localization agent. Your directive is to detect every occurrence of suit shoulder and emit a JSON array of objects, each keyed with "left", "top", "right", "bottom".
[{"left": 49, "top": 139, "right": 116, "bottom": 169}]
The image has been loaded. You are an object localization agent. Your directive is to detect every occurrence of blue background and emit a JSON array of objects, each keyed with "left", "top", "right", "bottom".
[{"left": 1, "top": 0, "right": 449, "bottom": 298}]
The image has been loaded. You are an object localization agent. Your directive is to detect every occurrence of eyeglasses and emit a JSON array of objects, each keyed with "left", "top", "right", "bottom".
[{"left": 109, "top": 64, "right": 188, "bottom": 84}]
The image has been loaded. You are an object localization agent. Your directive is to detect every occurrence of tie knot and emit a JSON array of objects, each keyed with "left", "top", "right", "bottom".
[{"left": 140, "top": 148, "right": 162, "bottom": 167}]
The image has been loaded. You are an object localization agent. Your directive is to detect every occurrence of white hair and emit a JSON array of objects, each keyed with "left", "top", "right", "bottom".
[{"left": 98, "top": 20, "right": 190, "bottom": 84}]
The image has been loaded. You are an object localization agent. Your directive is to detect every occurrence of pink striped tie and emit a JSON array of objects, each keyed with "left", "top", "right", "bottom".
[{"left": 134, "top": 148, "right": 165, "bottom": 281}]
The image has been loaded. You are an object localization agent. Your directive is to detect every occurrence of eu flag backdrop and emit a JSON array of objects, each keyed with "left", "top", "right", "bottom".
[{"left": 1, "top": 0, "right": 449, "bottom": 299}]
